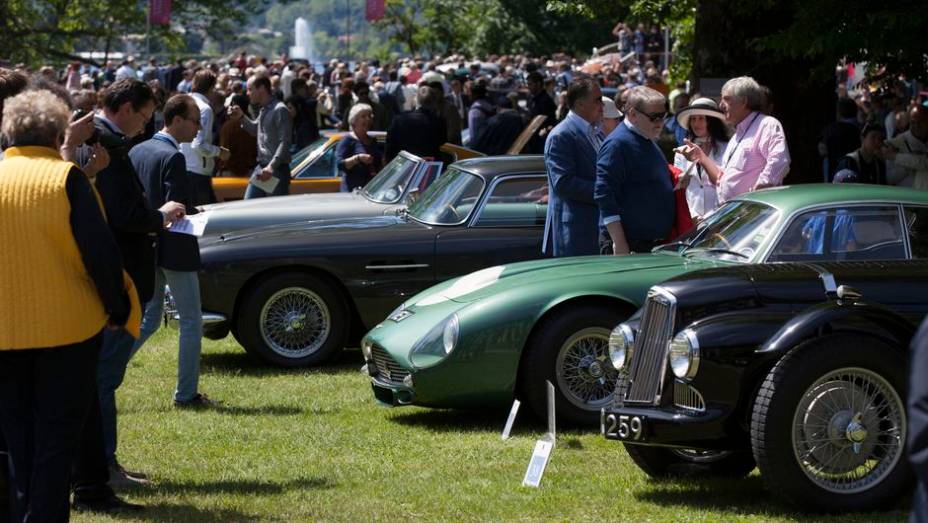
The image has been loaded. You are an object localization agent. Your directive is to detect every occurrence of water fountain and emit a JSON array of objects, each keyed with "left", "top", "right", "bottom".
[{"left": 290, "top": 17, "right": 314, "bottom": 63}]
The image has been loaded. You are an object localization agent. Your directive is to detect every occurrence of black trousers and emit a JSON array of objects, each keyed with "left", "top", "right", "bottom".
[
  {"left": 188, "top": 172, "right": 217, "bottom": 207},
  {"left": 0, "top": 332, "right": 102, "bottom": 523}
]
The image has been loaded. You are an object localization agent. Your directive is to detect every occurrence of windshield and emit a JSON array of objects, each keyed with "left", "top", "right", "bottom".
[
  {"left": 407, "top": 166, "right": 484, "bottom": 225},
  {"left": 290, "top": 137, "right": 329, "bottom": 171},
  {"left": 658, "top": 201, "right": 779, "bottom": 262},
  {"left": 361, "top": 155, "right": 418, "bottom": 203}
]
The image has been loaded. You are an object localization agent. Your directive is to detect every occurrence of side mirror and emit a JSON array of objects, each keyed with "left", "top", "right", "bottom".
[{"left": 405, "top": 187, "right": 420, "bottom": 206}]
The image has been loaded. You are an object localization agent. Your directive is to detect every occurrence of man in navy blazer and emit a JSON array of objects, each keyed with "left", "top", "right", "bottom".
[
  {"left": 595, "top": 86, "right": 675, "bottom": 255},
  {"left": 910, "top": 315, "right": 928, "bottom": 521},
  {"left": 543, "top": 77, "right": 604, "bottom": 256},
  {"left": 129, "top": 94, "right": 214, "bottom": 409}
]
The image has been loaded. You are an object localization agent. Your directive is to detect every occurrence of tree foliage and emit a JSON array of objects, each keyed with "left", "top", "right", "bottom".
[
  {"left": 373, "top": 0, "right": 616, "bottom": 58},
  {"left": 0, "top": 0, "right": 273, "bottom": 66}
]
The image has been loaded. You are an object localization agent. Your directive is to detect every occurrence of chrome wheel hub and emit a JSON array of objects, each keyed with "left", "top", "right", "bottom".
[
  {"left": 259, "top": 287, "right": 331, "bottom": 359},
  {"left": 555, "top": 327, "right": 618, "bottom": 411},
  {"left": 792, "top": 367, "right": 905, "bottom": 494}
]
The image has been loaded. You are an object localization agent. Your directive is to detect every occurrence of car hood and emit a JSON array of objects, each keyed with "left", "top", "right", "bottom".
[
  {"left": 415, "top": 252, "right": 716, "bottom": 305},
  {"left": 199, "top": 191, "right": 395, "bottom": 236}
]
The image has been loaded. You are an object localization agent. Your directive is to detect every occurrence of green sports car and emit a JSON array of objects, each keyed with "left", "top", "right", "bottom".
[{"left": 361, "top": 184, "right": 928, "bottom": 424}]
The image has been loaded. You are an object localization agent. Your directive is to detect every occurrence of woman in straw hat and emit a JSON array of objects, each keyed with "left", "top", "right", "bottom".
[{"left": 672, "top": 97, "right": 730, "bottom": 219}]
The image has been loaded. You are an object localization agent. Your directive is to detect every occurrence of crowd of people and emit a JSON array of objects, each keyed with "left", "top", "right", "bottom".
[{"left": 1, "top": 39, "right": 927, "bottom": 520}]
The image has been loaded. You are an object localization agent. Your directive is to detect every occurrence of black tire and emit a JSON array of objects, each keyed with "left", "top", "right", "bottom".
[
  {"left": 521, "top": 305, "right": 626, "bottom": 426},
  {"left": 625, "top": 444, "right": 756, "bottom": 478},
  {"left": 750, "top": 334, "right": 912, "bottom": 512},
  {"left": 236, "top": 271, "right": 348, "bottom": 367}
]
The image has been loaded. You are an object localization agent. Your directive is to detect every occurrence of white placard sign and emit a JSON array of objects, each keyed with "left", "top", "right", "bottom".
[
  {"left": 501, "top": 399, "right": 521, "bottom": 440},
  {"left": 522, "top": 436, "right": 554, "bottom": 488}
]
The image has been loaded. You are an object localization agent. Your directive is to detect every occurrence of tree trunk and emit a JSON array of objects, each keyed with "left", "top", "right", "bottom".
[{"left": 692, "top": 0, "right": 834, "bottom": 184}]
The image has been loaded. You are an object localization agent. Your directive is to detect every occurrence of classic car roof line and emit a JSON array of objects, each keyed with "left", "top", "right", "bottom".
[
  {"left": 453, "top": 155, "right": 545, "bottom": 179},
  {"left": 740, "top": 183, "right": 928, "bottom": 210}
]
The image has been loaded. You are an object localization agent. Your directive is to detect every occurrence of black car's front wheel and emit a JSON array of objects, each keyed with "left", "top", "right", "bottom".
[
  {"left": 625, "top": 445, "right": 756, "bottom": 478},
  {"left": 522, "top": 305, "right": 626, "bottom": 426},
  {"left": 237, "top": 272, "right": 348, "bottom": 367},
  {"left": 751, "top": 335, "right": 911, "bottom": 511}
]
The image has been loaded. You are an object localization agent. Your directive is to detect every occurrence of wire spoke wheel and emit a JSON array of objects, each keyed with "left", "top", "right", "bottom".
[
  {"left": 791, "top": 367, "right": 905, "bottom": 494},
  {"left": 555, "top": 327, "right": 617, "bottom": 410},
  {"left": 259, "top": 287, "right": 331, "bottom": 359}
]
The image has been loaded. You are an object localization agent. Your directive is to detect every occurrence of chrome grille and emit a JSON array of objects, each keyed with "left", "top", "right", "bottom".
[
  {"left": 370, "top": 344, "right": 409, "bottom": 384},
  {"left": 624, "top": 287, "right": 676, "bottom": 405},
  {"left": 673, "top": 380, "right": 706, "bottom": 413}
]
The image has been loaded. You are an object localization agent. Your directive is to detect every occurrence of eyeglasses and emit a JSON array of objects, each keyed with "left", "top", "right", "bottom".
[{"left": 634, "top": 106, "right": 667, "bottom": 122}]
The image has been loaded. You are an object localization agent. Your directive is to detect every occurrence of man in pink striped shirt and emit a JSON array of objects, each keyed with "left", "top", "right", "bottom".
[{"left": 679, "top": 76, "right": 790, "bottom": 204}]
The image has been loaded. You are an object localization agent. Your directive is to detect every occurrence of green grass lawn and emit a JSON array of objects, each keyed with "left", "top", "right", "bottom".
[{"left": 74, "top": 329, "right": 911, "bottom": 522}]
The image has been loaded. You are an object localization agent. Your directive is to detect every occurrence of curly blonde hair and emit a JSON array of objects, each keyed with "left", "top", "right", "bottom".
[{"left": 1, "top": 89, "right": 70, "bottom": 147}]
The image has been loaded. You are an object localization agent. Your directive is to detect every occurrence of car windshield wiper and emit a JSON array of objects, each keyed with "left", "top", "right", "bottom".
[{"left": 683, "top": 247, "right": 750, "bottom": 259}]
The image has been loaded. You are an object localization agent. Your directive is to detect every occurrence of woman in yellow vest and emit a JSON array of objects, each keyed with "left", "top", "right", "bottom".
[{"left": 0, "top": 89, "right": 140, "bottom": 522}]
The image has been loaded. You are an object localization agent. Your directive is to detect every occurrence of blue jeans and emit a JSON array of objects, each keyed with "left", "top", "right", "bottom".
[
  {"left": 97, "top": 328, "right": 137, "bottom": 465},
  {"left": 244, "top": 165, "right": 291, "bottom": 199},
  {"left": 97, "top": 267, "right": 203, "bottom": 463}
]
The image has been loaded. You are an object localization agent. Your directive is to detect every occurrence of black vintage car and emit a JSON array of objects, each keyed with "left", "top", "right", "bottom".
[
  {"left": 198, "top": 155, "right": 549, "bottom": 367},
  {"left": 602, "top": 260, "right": 928, "bottom": 511}
]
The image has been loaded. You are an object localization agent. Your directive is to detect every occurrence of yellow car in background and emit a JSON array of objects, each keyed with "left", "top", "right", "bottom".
[{"left": 212, "top": 131, "right": 483, "bottom": 202}]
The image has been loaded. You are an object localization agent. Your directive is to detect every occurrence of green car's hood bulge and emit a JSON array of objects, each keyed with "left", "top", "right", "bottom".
[{"left": 417, "top": 252, "right": 719, "bottom": 306}]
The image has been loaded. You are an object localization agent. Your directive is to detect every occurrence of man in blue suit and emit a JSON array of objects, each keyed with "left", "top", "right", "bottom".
[{"left": 543, "top": 77, "right": 604, "bottom": 256}]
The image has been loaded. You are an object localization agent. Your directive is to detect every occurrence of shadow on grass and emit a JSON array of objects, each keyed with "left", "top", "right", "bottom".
[
  {"left": 199, "top": 349, "right": 363, "bottom": 378},
  {"left": 149, "top": 476, "right": 334, "bottom": 496},
  {"left": 633, "top": 475, "right": 909, "bottom": 520}
]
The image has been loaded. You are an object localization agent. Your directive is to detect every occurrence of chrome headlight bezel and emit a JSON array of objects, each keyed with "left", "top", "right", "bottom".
[
  {"left": 668, "top": 329, "right": 700, "bottom": 380},
  {"left": 609, "top": 323, "right": 636, "bottom": 370},
  {"left": 361, "top": 338, "right": 373, "bottom": 360}
]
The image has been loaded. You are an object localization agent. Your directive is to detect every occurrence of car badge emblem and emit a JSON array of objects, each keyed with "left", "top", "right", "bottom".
[{"left": 390, "top": 310, "right": 414, "bottom": 322}]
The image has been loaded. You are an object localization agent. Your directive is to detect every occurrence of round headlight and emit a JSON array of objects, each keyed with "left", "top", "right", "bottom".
[
  {"left": 442, "top": 314, "right": 459, "bottom": 354},
  {"left": 609, "top": 324, "right": 635, "bottom": 370},
  {"left": 668, "top": 329, "right": 700, "bottom": 380}
]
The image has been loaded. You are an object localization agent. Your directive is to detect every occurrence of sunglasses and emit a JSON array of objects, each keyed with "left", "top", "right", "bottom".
[{"left": 634, "top": 106, "right": 667, "bottom": 122}]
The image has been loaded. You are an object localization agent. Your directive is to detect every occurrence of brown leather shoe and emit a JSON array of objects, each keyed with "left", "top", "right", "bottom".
[{"left": 173, "top": 392, "right": 219, "bottom": 409}]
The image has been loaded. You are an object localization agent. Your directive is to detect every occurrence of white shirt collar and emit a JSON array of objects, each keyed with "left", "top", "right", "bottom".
[{"left": 96, "top": 114, "right": 124, "bottom": 136}]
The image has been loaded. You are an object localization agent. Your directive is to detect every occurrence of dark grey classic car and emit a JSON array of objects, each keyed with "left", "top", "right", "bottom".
[
  {"left": 604, "top": 257, "right": 928, "bottom": 511},
  {"left": 198, "top": 155, "right": 550, "bottom": 367},
  {"left": 199, "top": 151, "right": 443, "bottom": 237}
]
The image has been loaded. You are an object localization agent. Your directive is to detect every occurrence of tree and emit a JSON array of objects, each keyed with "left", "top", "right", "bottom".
[
  {"left": 0, "top": 0, "right": 275, "bottom": 66},
  {"left": 548, "top": 0, "right": 928, "bottom": 183}
]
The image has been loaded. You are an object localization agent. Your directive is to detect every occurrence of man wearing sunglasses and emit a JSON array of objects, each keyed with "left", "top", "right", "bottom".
[{"left": 595, "top": 86, "right": 675, "bottom": 255}]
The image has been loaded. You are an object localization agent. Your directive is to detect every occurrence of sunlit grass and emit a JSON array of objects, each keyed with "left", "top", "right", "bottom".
[{"left": 73, "top": 329, "right": 909, "bottom": 522}]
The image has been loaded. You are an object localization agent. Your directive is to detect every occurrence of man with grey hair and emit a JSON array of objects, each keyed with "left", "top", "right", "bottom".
[
  {"left": 679, "top": 76, "right": 790, "bottom": 203},
  {"left": 595, "top": 85, "right": 674, "bottom": 255},
  {"left": 384, "top": 84, "right": 446, "bottom": 162}
]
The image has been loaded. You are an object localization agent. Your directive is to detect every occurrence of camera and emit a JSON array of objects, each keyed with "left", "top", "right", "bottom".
[{"left": 71, "top": 109, "right": 100, "bottom": 145}]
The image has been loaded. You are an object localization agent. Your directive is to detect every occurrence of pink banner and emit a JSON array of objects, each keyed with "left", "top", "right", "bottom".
[
  {"left": 365, "top": 0, "right": 385, "bottom": 22},
  {"left": 149, "top": 0, "right": 171, "bottom": 25}
]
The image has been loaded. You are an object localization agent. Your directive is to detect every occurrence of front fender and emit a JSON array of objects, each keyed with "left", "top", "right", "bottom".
[{"left": 759, "top": 300, "right": 915, "bottom": 355}]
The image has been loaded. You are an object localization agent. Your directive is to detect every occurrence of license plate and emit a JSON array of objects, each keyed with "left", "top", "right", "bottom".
[{"left": 602, "top": 413, "right": 647, "bottom": 441}]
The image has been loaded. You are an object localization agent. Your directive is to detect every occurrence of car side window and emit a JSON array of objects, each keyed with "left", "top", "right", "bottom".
[
  {"left": 473, "top": 177, "right": 548, "bottom": 227},
  {"left": 295, "top": 146, "right": 336, "bottom": 179},
  {"left": 904, "top": 206, "right": 928, "bottom": 259},
  {"left": 768, "top": 206, "right": 905, "bottom": 262}
]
